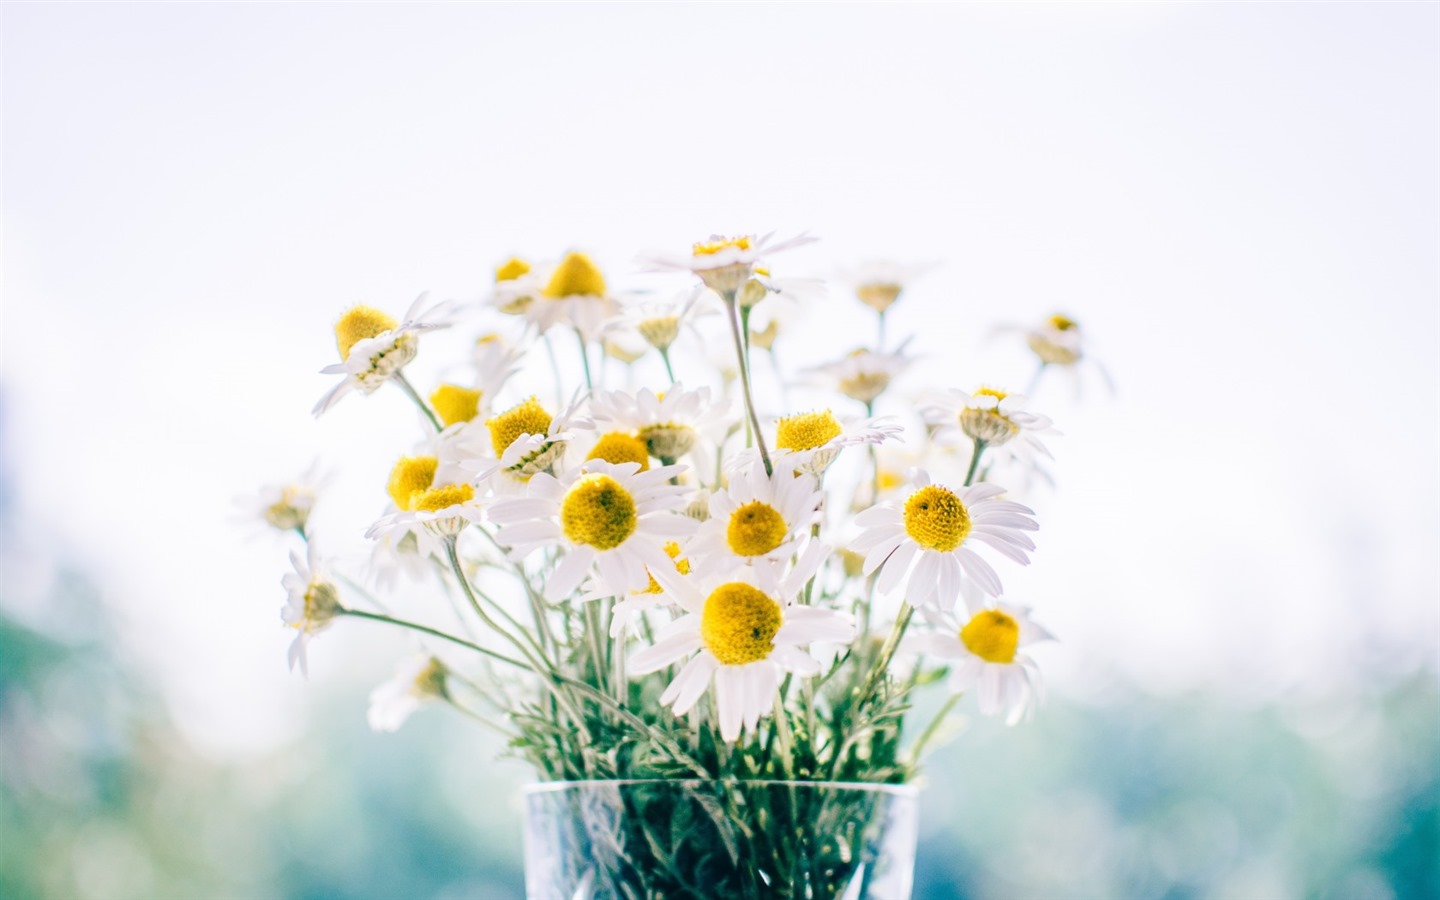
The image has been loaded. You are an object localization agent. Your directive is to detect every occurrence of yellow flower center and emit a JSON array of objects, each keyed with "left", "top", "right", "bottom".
[
  {"left": 412, "top": 483, "right": 474, "bottom": 513},
  {"left": 487, "top": 397, "right": 553, "bottom": 456},
  {"left": 726, "top": 501, "right": 788, "bottom": 557},
  {"left": 960, "top": 609, "right": 1020, "bottom": 664},
  {"left": 637, "top": 316, "right": 681, "bottom": 350},
  {"left": 960, "top": 387, "right": 1020, "bottom": 445},
  {"left": 775, "top": 410, "right": 843, "bottom": 453},
  {"left": 430, "top": 384, "right": 482, "bottom": 427},
  {"left": 692, "top": 236, "right": 752, "bottom": 256},
  {"left": 701, "top": 582, "right": 782, "bottom": 665},
  {"left": 973, "top": 386, "right": 1009, "bottom": 402},
  {"left": 560, "top": 473, "right": 637, "bottom": 550},
  {"left": 334, "top": 305, "right": 399, "bottom": 360},
  {"left": 264, "top": 486, "right": 314, "bottom": 531},
  {"left": 302, "top": 580, "right": 343, "bottom": 629},
  {"left": 856, "top": 282, "right": 902, "bottom": 314},
  {"left": 495, "top": 257, "right": 531, "bottom": 282},
  {"left": 903, "top": 485, "right": 971, "bottom": 552},
  {"left": 1048, "top": 314, "right": 1077, "bottom": 332},
  {"left": 640, "top": 541, "right": 691, "bottom": 594},
  {"left": 544, "top": 252, "right": 607, "bottom": 298},
  {"left": 412, "top": 658, "right": 449, "bottom": 697},
  {"left": 387, "top": 456, "right": 439, "bottom": 510},
  {"left": 587, "top": 431, "right": 650, "bottom": 471}
]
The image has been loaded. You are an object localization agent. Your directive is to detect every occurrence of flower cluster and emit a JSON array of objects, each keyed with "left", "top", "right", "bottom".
[{"left": 253, "top": 234, "right": 1096, "bottom": 782}]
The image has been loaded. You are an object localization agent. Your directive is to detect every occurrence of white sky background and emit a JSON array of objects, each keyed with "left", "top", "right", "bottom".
[{"left": 3, "top": 2, "right": 1437, "bottom": 759}]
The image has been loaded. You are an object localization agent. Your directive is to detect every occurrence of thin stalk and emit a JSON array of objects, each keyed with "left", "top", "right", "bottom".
[
  {"left": 340, "top": 608, "right": 526, "bottom": 670},
  {"left": 574, "top": 327, "right": 593, "bottom": 390},
  {"left": 443, "top": 539, "right": 551, "bottom": 678},
  {"left": 555, "top": 673, "right": 711, "bottom": 778},
  {"left": 964, "top": 439, "right": 988, "bottom": 486},
  {"left": 392, "top": 371, "right": 443, "bottom": 432},
  {"left": 877, "top": 310, "right": 886, "bottom": 352},
  {"left": 723, "top": 294, "right": 773, "bottom": 475},
  {"left": 476, "top": 526, "right": 558, "bottom": 653},
  {"left": 907, "top": 692, "right": 961, "bottom": 764},
  {"left": 1026, "top": 361, "right": 1048, "bottom": 397},
  {"left": 865, "top": 399, "right": 881, "bottom": 504},
  {"left": 541, "top": 330, "right": 565, "bottom": 409},
  {"left": 443, "top": 694, "right": 518, "bottom": 740},
  {"left": 855, "top": 601, "right": 915, "bottom": 710},
  {"left": 658, "top": 346, "right": 677, "bottom": 384}
]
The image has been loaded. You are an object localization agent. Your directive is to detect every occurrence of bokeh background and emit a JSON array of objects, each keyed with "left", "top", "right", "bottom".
[{"left": 3, "top": 3, "right": 1436, "bottom": 898}]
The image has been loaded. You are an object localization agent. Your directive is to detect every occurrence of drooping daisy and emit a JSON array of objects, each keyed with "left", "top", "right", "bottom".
[
  {"left": 850, "top": 471, "right": 1038, "bottom": 609},
  {"left": 521, "top": 251, "right": 620, "bottom": 341},
  {"left": 923, "top": 387, "right": 1057, "bottom": 463},
  {"left": 488, "top": 256, "right": 544, "bottom": 316},
  {"left": 767, "top": 409, "right": 903, "bottom": 473},
  {"left": 588, "top": 383, "right": 731, "bottom": 465},
  {"left": 237, "top": 463, "right": 328, "bottom": 535},
  {"left": 313, "top": 293, "right": 454, "bottom": 416},
  {"left": 839, "top": 260, "right": 934, "bottom": 315},
  {"left": 367, "top": 656, "right": 450, "bottom": 732},
  {"left": 642, "top": 232, "right": 817, "bottom": 299},
  {"left": 1025, "top": 313, "right": 1083, "bottom": 367},
  {"left": 807, "top": 345, "right": 914, "bottom": 406},
  {"left": 907, "top": 602, "right": 1053, "bottom": 725},
  {"left": 475, "top": 393, "right": 590, "bottom": 485},
  {"left": 487, "top": 459, "right": 696, "bottom": 601},
  {"left": 630, "top": 543, "right": 851, "bottom": 742},
  {"left": 280, "top": 542, "right": 344, "bottom": 676},
  {"left": 692, "top": 458, "right": 823, "bottom": 566}
]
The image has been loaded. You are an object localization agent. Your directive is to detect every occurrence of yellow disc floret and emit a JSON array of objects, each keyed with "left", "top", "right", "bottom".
[
  {"left": 430, "top": 384, "right": 482, "bottom": 428},
  {"left": 726, "top": 501, "right": 788, "bottom": 557},
  {"left": 586, "top": 431, "right": 650, "bottom": 471},
  {"left": 560, "top": 473, "right": 637, "bottom": 550},
  {"left": 692, "top": 236, "right": 752, "bottom": 256},
  {"left": 960, "top": 387, "right": 1020, "bottom": 446},
  {"left": 487, "top": 397, "right": 553, "bottom": 456},
  {"left": 544, "top": 252, "right": 607, "bottom": 299},
  {"left": 412, "top": 483, "right": 474, "bottom": 513},
  {"left": 960, "top": 609, "right": 1020, "bottom": 664},
  {"left": 701, "top": 582, "right": 782, "bottom": 665},
  {"left": 387, "top": 456, "right": 438, "bottom": 510},
  {"left": 640, "top": 541, "right": 691, "bottom": 594},
  {"left": 335, "top": 305, "right": 399, "bottom": 361},
  {"left": 903, "top": 485, "right": 971, "bottom": 552},
  {"left": 495, "top": 257, "right": 531, "bottom": 283},
  {"left": 1048, "top": 314, "right": 1077, "bottom": 332},
  {"left": 300, "top": 580, "right": 343, "bottom": 631},
  {"left": 775, "top": 410, "right": 843, "bottom": 453}
]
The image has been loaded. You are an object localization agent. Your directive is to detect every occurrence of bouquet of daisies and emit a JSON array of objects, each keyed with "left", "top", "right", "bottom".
[{"left": 261, "top": 233, "right": 1094, "bottom": 898}]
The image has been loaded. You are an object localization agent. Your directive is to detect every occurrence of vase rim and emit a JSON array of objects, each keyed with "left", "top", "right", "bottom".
[{"left": 522, "top": 778, "right": 918, "bottom": 798}]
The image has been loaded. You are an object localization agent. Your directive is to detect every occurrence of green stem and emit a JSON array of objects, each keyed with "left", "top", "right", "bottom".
[
  {"left": 1026, "top": 361, "right": 1048, "bottom": 397},
  {"left": 723, "top": 294, "right": 773, "bottom": 476},
  {"left": 443, "top": 694, "right": 517, "bottom": 740},
  {"left": 392, "top": 371, "right": 442, "bottom": 432},
  {"left": 444, "top": 539, "right": 552, "bottom": 678},
  {"left": 340, "top": 608, "right": 526, "bottom": 670},
  {"left": 877, "top": 310, "right": 886, "bottom": 352},
  {"left": 964, "top": 439, "right": 988, "bottom": 486},
  {"left": 855, "top": 602, "right": 915, "bottom": 711},
  {"left": 575, "top": 327, "right": 593, "bottom": 390},
  {"left": 907, "top": 692, "right": 960, "bottom": 764},
  {"left": 659, "top": 346, "right": 677, "bottom": 384}
]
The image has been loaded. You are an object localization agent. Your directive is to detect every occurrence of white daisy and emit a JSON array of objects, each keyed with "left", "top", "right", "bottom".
[
  {"left": 487, "top": 459, "right": 696, "bottom": 602},
  {"left": 691, "top": 459, "right": 823, "bottom": 566},
  {"left": 588, "top": 383, "right": 731, "bottom": 464},
  {"left": 766, "top": 409, "right": 903, "bottom": 473},
  {"left": 579, "top": 539, "right": 693, "bottom": 638},
  {"left": 850, "top": 470, "right": 1038, "bottom": 609},
  {"left": 907, "top": 602, "right": 1053, "bottom": 725},
  {"left": 607, "top": 287, "right": 712, "bottom": 353},
  {"left": 367, "top": 656, "right": 450, "bottom": 732},
  {"left": 460, "top": 393, "right": 590, "bottom": 487},
  {"left": 237, "top": 462, "right": 328, "bottom": 535},
  {"left": 280, "top": 542, "right": 344, "bottom": 676},
  {"left": 1018, "top": 313, "right": 1115, "bottom": 398},
  {"left": 923, "top": 387, "right": 1057, "bottom": 463},
  {"left": 521, "top": 251, "right": 620, "bottom": 341},
  {"left": 630, "top": 543, "right": 851, "bottom": 742},
  {"left": 487, "top": 256, "right": 544, "bottom": 317},
  {"left": 364, "top": 451, "right": 486, "bottom": 540},
  {"left": 313, "top": 293, "right": 454, "bottom": 416},
  {"left": 806, "top": 343, "right": 914, "bottom": 406},
  {"left": 642, "top": 232, "right": 817, "bottom": 299},
  {"left": 839, "top": 260, "right": 935, "bottom": 315}
]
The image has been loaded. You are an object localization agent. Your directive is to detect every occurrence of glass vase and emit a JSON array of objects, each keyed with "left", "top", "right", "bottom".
[{"left": 522, "top": 779, "right": 918, "bottom": 899}]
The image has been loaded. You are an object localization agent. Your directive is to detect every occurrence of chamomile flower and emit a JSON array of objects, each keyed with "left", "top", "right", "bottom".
[
  {"left": 907, "top": 602, "right": 1053, "bottom": 725},
  {"left": 581, "top": 540, "right": 693, "bottom": 638},
  {"left": 588, "top": 384, "right": 731, "bottom": 464},
  {"left": 923, "top": 388, "right": 1057, "bottom": 463},
  {"left": 1024, "top": 313, "right": 1083, "bottom": 366},
  {"left": 767, "top": 409, "right": 903, "bottom": 473},
  {"left": 522, "top": 251, "right": 619, "bottom": 340},
  {"left": 488, "top": 460, "right": 696, "bottom": 601},
  {"left": 367, "top": 656, "right": 450, "bottom": 732},
  {"left": 489, "top": 257, "right": 543, "bottom": 316},
  {"left": 313, "top": 293, "right": 453, "bottom": 416},
  {"left": 280, "top": 542, "right": 344, "bottom": 676},
  {"left": 630, "top": 543, "right": 851, "bottom": 742},
  {"left": 608, "top": 287, "right": 711, "bottom": 353},
  {"left": 643, "top": 232, "right": 817, "bottom": 299},
  {"left": 850, "top": 471, "right": 1038, "bottom": 609},
  {"left": 691, "top": 459, "right": 823, "bottom": 566},
  {"left": 475, "top": 393, "right": 590, "bottom": 485},
  {"left": 840, "top": 260, "right": 934, "bottom": 315},
  {"left": 366, "top": 453, "right": 485, "bottom": 539},
  {"left": 238, "top": 463, "right": 328, "bottom": 534},
  {"left": 807, "top": 346, "right": 914, "bottom": 406}
]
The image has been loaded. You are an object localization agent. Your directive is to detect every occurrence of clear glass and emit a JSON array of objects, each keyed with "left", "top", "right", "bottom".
[{"left": 523, "top": 779, "right": 918, "bottom": 899}]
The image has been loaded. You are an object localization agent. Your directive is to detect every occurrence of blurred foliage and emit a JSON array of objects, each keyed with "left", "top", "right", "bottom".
[{"left": 1, "top": 542, "right": 1435, "bottom": 899}]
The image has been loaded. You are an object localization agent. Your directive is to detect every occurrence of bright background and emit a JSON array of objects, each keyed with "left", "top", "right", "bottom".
[{"left": 2, "top": 3, "right": 1436, "bottom": 899}]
